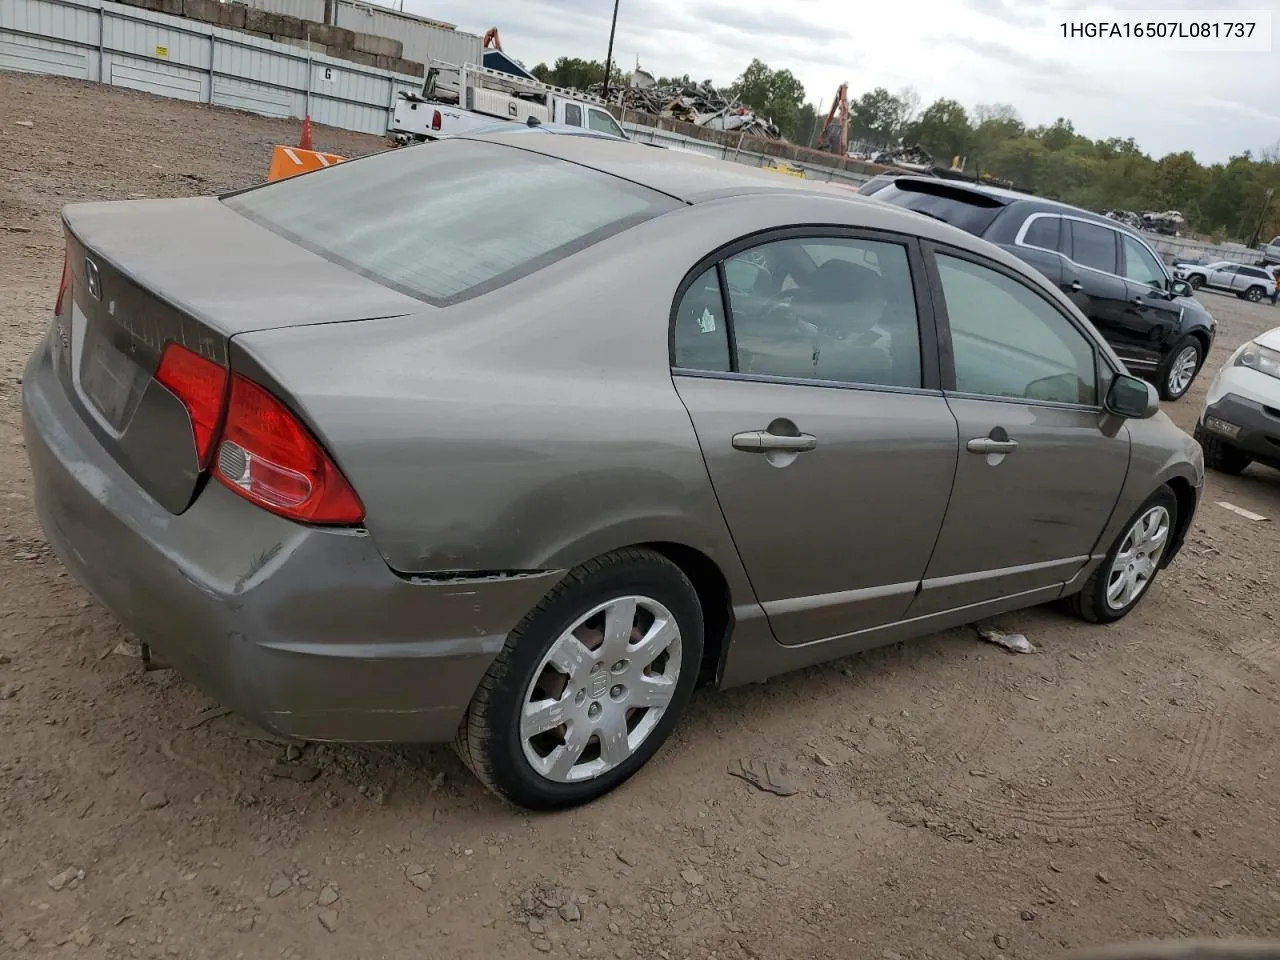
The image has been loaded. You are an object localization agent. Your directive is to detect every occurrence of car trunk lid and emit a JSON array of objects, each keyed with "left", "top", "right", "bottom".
[{"left": 54, "top": 197, "right": 422, "bottom": 514}]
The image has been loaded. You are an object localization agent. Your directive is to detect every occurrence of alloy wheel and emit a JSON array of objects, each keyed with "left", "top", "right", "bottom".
[
  {"left": 1246, "top": 286, "right": 1263, "bottom": 302},
  {"left": 1167, "top": 345, "right": 1199, "bottom": 397},
  {"left": 520, "top": 595, "right": 682, "bottom": 783},
  {"left": 1105, "top": 505, "right": 1171, "bottom": 610}
]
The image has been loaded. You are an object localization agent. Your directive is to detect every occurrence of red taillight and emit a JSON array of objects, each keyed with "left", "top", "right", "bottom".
[
  {"left": 54, "top": 253, "right": 72, "bottom": 315},
  {"left": 431, "top": 109, "right": 442, "bottom": 131},
  {"left": 213, "top": 374, "right": 364, "bottom": 525},
  {"left": 154, "top": 343, "right": 229, "bottom": 468}
]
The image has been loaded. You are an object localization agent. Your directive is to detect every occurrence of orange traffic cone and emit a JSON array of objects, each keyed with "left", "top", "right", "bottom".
[{"left": 298, "top": 114, "right": 313, "bottom": 151}]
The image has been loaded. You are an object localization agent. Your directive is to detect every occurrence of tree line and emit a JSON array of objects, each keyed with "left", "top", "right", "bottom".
[{"left": 528, "top": 56, "right": 1279, "bottom": 245}]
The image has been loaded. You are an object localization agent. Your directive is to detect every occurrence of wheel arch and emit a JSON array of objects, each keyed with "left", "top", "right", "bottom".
[
  {"left": 1161, "top": 474, "right": 1198, "bottom": 568},
  {"left": 640, "top": 541, "right": 734, "bottom": 688}
]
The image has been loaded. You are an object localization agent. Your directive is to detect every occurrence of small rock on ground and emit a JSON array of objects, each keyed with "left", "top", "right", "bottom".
[
  {"left": 139, "top": 791, "right": 169, "bottom": 810},
  {"left": 318, "top": 908, "right": 338, "bottom": 933},
  {"left": 318, "top": 884, "right": 339, "bottom": 907},
  {"left": 558, "top": 902, "right": 581, "bottom": 922},
  {"left": 267, "top": 875, "right": 291, "bottom": 898},
  {"left": 47, "top": 867, "right": 84, "bottom": 891}
]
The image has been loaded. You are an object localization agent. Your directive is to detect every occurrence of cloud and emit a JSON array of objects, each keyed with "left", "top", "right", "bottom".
[{"left": 405, "top": 0, "right": 1280, "bottom": 163}]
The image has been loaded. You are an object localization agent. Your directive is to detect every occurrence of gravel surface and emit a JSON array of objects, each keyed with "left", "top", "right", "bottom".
[{"left": 3, "top": 73, "right": 1280, "bottom": 960}]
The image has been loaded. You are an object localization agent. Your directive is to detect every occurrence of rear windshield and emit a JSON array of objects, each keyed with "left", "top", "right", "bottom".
[
  {"left": 871, "top": 182, "right": 1004, "bottom": 237},
  {"left": 224, "top": 139, "right": 679, "bottom": 305}
]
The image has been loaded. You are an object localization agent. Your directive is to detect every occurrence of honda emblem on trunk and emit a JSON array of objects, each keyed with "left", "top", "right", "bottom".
[{"left": 85, "top": 258, "right": 101, "bottom": 301}]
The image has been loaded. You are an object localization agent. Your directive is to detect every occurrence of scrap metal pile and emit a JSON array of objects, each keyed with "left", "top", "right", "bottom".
[
  {"left": 1105, "top": 209, "right": 1187, "bottom": 236},
  {"left": 596, "top": 69, "right": 783, "bottom": 140}
]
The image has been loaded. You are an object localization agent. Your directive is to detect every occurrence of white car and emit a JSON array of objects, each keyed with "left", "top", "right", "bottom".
[
  {"left": 1175, "top": 261, "right": 1277, "bottom": 303},
  {"left": 1194, "top": 326, "right": 1280, "bottom": 474}
]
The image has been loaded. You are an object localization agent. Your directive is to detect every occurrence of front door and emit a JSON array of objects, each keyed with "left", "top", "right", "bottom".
[
  {"left": 910, "top": 246, "right": 1130, "bottom": 616},
  {"left": 670, "top": 232, "right": 959, "bottom": 646},
  {"left": 1119, "top": 231, "right": 1183, "bottom": 365},
  {"left": 1206, "top": 264, "right": 1238, "bottom": 292}
]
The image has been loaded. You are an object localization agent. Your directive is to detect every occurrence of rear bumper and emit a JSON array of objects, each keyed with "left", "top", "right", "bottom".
[
  {"left": 22, "top": 338, "right": 563, "bottom": 743},
  {"left": 1201, "top": 392, "right": 1280, "bottom": 468}
]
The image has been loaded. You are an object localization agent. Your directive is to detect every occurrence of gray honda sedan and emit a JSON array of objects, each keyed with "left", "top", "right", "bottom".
[{"left": 23, "top": 133, "right": 1203, "bottom": 810}]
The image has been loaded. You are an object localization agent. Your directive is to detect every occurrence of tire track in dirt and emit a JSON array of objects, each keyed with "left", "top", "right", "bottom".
[{"left": 955, "top": 696, "right": 1229, "bottom": 835}]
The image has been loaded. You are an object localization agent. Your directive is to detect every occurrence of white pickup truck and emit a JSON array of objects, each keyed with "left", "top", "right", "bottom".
[
  {"left": 1259, "top": 235, "right": 1280, "bottom": 266},
  {"left": 389, "top": 61, "right": 629, "bottom": 145}
]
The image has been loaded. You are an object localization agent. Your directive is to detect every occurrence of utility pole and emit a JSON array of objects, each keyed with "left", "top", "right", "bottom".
[
  {"left": 1247, "top": 187, "right": 1275, "bottom": 250},
  {"left": 602, "top": 0, "right": 620, "bottom": 103}
]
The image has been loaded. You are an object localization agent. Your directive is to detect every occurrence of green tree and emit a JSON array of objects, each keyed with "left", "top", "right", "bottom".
[
  {"left": 850, "top": 87, "right": 906, "bottom": 146},
  {"left": 529, "top": 57, "right": 623, "bottom": 92},
  {"left": 907, "top": 98, "right": 972, "bottom": 165},
  {"left": 728, "top": 59, "right": 807, "bottom": 140}
]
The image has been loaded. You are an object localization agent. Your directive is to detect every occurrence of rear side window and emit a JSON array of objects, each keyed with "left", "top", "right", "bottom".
[
  {"left": 563, "top": 103, "right": 583, "bottom": 127},
  {"left": 871, "top": 182, "right": 1004, "bottom": 236},
  {"left": 1069, "top": 220, "right": 1119, "bottom": 274},
  {"left": 224, "top": 140, "right": 678, "bottom": 305},
  {"left": 1022, "top": 215, "right": 1062, "bottom": 253}
]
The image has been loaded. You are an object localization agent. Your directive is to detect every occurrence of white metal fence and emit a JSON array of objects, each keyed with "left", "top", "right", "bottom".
[
  {"left": 0, "top": 0, "right": 424, "bottom": 135},
  {"left": 0, "top": 0, "right": 874, "bottom": 188},
  {"left": 238, "top": 0, "right": 480, "bottom": 67}
]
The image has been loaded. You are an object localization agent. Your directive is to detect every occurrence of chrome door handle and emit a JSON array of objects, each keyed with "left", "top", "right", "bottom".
[
  {"left": 1068, "top": 281, "right": 1083, "bottom": 293},
  {"left": 1131, "top": 296, "right": 1145, "bottom": 306},
  {"left": 967, "top": 437, "right": 1018, "bottom": 455},
  {"left": 732, "top": 431, "right": 818, "bottom": 453}
]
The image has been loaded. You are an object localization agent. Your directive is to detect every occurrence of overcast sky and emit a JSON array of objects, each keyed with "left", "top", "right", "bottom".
[{"left": 404, "top": 0, "right": 1278, "bottom": 164}]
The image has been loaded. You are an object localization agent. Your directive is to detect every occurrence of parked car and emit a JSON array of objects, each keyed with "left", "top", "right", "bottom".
[
  {"left": 1259, "top": 235, "right": 1280, "bottom": 266},
  {"left": 862, "top": 176, "right": 1216, "bottom": 400},
  {"left": 1174, "top": 260, "right": 1276, "bottom": 302},
  {"left": 1194, "top": 325, "right": 1280, "bottom": 475},
  {"left": 23, "top": 135, "right": 1204, "bottom": 810}
]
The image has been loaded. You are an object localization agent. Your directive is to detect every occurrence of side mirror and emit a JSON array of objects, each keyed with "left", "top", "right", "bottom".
[
  {"left": 1105, "top": 374, "right": 1159, "bottom": 420},
  {"left": 1169, "top": 280, "right": 1193, "bottom": 298}
]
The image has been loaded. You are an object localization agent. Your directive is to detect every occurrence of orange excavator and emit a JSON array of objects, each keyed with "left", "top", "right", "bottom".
[{"left": 817, "top": 82, "right": 850, "bottom": 155}]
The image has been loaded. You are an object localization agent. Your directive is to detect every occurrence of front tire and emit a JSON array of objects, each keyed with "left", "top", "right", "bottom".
[
  {"left": 1158, "top": 336, "right": 1203, "bottom": 401},
  {"left": 1243, "top": 285, "right": 1265, "bottom": 303},
  {"left": 1187, "top": 274, "right": 1203, "bottom": 290},
  {"left": 1194, "top": 423, "right": 1251, "bottom": 475},
  {"left": 456, "top": 548, "right": 704, "bottom": 810},
  {"left": 1068, "top": 488, "right": 1178, "bottom": 624}
]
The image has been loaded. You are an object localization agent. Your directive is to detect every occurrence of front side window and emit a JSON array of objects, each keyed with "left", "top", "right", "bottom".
[
  {"left": 1120, "top": 233, "right": 1167, "bottom": 288},
  {"left": 224, "top": 139, "right": 678, "bottom": 305},
  {"left": 1069, "top": 220, "right": 1119, "bottom": 274},
  {"left": 587, "top": 109, "right": 625, "bottom": 138},
  {"left": 936, "top": 253, "right": 1097, "bottom": 406}
]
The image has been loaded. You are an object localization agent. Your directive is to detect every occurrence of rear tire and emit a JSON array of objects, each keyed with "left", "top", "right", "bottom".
[
  {"left": 455, "top": 548, "right": 703, "bottom": 810},
  {"left": 1157, "top": 335, "right": 1203, "bottom": 401},
  {"left": 1067, "top": 487, "right": 1178, "bottom": 624},
  {"left": 1194, "top": 423, "right": 1251, "bottom": 475},
  {"left": 1243, "top": 285, "right": 1265, "bottom": 303}
]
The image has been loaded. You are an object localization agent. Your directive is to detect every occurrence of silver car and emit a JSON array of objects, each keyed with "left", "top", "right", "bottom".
[{"left": 22, "top": 133, "right": 1204, "bottom": 809}]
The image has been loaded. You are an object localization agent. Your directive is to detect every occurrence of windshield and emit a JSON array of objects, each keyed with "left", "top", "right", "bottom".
[{"left": 224, "top": 140, "right": 678, "bottom": 305}]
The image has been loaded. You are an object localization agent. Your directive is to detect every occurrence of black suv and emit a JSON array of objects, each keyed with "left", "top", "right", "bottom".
[{"left": 863, "top": 176, "right": 1216, "bottom": 400}]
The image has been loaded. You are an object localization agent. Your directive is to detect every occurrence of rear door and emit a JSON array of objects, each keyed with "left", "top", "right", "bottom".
[
  {"left": 909, "top": 244, "right": 1129, "bottom": 616},
  {"left": 1063, "top": 218, "right": 1151, "bottom": 369},
  {"left": 672, "top": 230, "right": 959, "bottom": 646}
]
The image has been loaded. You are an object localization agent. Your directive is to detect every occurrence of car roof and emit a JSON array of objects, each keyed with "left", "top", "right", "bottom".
[
  {"left": 447, "top": 134, "right": 1064, "bottom": 280},
  {"left": 461, "top": 121, "right": 623, "bottom": 140},
  {"left": 458, "top": 131, "right": 856, "bottom": 204}
]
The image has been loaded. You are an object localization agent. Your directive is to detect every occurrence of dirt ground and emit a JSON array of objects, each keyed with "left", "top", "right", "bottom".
[{"left": 4, "top": 73, "right": 1280, "bottom": 960}]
